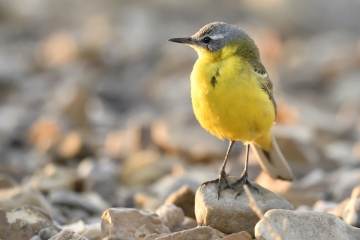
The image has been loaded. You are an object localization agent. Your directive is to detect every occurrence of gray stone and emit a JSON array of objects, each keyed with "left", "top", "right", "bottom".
[
  {"left": 0, "top": 206, "right": 59, "bottom": 240},
  {"left": 155, "top": 226, "right": 225, "bottom": 240},
  {"left": 49, "top": 189, "right": 108, "bottom": 214},
  {"left": 195, "top": 176, "right": 293, "bottom": 237},
  {"left": 156, "top": 204, "right": 185, "bottom": 231},
  {"left": 101, "top": 208, "right": 170, "bottom": 239},
  {"left": 49, "top": 229, "right": 87, "bottom": 240},
  {"left": 0, "top": 186, "right": 52, "bottom": 214},
  {"left": 39, "top": 227, "right": 59, "bottom": 240},
  {"left": 255, "top": 209, "right": 360, "bottom": 240}
]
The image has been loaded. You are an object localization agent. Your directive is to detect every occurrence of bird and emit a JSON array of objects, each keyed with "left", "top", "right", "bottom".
[{"left": 168, "top": 22, "right": 293, "bottom": 199}]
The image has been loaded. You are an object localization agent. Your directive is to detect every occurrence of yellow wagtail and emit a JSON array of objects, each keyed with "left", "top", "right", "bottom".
[{"left": 169, "top": 22, "right": 293, "bottom": 198}]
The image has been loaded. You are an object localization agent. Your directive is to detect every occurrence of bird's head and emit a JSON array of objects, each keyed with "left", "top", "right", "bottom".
[{"left": 169, "top": 22, "right": 259, "bottom": 59}]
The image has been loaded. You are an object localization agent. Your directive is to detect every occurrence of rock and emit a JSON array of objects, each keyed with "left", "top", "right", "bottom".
[
  {"left": 28, "top": 163, "right": 76, "bottom": 193},
  {"left": 255, "top": 169, "right": 327, "bottom": 208},
  {"left": 327, "top": 198, "right": 350, "bottom": 218},
  {"left": 182, "top": 216, "right": 198, "bottom": 229},
  {"left": 77, "top": 157, "right": 119, "bottom": 201},
  {"left": 164, "top": 185, "right": 196, "bottom": 218},
  {"left": 49, "top": 189, "right": 109, "bottom": 214},
  {"left": 0, "top": 174, "right": 18, "bottom": 188},
  {"left": 255, "top": 209, "right": 360, "bottom": 240},
  {"left": 39, "top": 227, "right": 59, "bottom": 240},
  {"left": 342, "top": 198, "right": 360, "bottom": 227},
  {"left": 27, "top": 116, "right": 62, "bottom": 153},
  {"left": 219, "top": 231, "right": 252, "bottom": 240},
  {"left": 120, "top": 150, "right": 173, "bottom": 186},
  {"left": 151, "top": 119, "right": 232, "bottom": 162},
  {"left": 134, "top": 192, "right": 162, "bottom": 211},
  {"left": 330, "top": 167, "right": 360, "bottom": 202},
  {"left": 0, "top": 206, "right": 59, "bottom": 240},
  {"left": 55, "top": 131, "right": 93, "bottom": 161},
  {"left": 155, "top": 226, "right": 225, "bottom": 240},
  {"left": 195, "top": 176, "right": 293, "bottom": 237},
  {"left": 0, "top": 187, "right": 51, "bottom": 214},
  {"left": 351, "top": 185, "right": 360, "bottom": 198},
  {"left": 49, "top": 229, "right": 87, "bottom": 240},
  {"left": 80, "top": 228, "right": 101, "bottom": 240},
  {"left": 101, "top": 208, "right": 170, "bottom": 239},
  {"left": 156, "top": 204, "right": 185, "bottom": 231},
  {"left": 312, "top": 200, "right": 338, "bottom": 212},
  {"left": 60, "top": 220, "right": 86, "bottom": 234},
  {"left": 272, "top": 124, "right": 318, "bottom": 178},
  {"left": 30, "top": 236, "right": 42, "bottom": 240}
]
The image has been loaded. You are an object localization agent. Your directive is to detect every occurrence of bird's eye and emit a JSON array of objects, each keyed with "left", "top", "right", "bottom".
[{"left": 203, "top": 37, "right": 211, "bottom": 43}]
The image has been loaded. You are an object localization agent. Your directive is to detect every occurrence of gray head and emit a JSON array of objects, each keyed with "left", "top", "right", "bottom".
[{"left": 169, "top": 22, "right": 258, "bottom": 57}]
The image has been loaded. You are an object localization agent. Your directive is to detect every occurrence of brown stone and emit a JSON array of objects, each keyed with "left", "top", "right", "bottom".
[{"left": 165, "top": 185, "right": 196, "bottom": 218}]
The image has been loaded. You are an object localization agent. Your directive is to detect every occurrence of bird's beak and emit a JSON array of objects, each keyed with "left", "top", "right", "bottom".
[{"left": 168, "top": 37, "right": 194, "bottom": 45}]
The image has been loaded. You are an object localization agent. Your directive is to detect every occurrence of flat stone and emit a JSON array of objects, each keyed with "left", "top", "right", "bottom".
[
  {"left": 255, "top": 209, "right": 360, "bottom": 240},
  {"left": 155, "top": 226, "right": 225, "bottom": 240},
  {"left": 195, "top": 176, "right": 293, "bottom": 237},
  {"left": 101, "top": 208, "right": 170, "bottom": 239}
]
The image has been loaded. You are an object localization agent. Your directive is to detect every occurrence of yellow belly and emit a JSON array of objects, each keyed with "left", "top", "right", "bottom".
[{"left": 190, "top": 55, "right": 275, "bottom": 144}]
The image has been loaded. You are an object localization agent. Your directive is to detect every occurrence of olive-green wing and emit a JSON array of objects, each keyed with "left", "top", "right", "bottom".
[{"left": 249, "top": 59, "right": 277, "bottom": 116}]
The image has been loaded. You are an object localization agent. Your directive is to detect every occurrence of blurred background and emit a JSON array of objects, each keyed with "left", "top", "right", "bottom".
[{"left": 1, "top": 0, "right": 360, "bottom": 224}]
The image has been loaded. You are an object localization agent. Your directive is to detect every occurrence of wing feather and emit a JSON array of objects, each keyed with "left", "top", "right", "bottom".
[{"left": 249, "top": 59, "right": 277, "bottom": 116}]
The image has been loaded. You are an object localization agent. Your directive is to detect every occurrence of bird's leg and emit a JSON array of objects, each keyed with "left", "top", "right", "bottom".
[
  {"left": 201, "top": 140, "right": 235, "bottom": 199},
  {"left": 228, "top": 144, "right": 259, "bottom": 198}
]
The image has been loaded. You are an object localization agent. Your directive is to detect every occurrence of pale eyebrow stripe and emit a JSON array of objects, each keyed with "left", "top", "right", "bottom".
[{"left": 200, "top": 34, "right": 224, "bottom": 40}]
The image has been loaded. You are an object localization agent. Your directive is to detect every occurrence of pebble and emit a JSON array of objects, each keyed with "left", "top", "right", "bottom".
[
  {"left": 219, "top": 231, "right": 252, "bottom": 240},
  {"left": 80, "top": 227, "right": 101, "bottom": 240},
  {"left": 38, "top": 227, "right": 59, "bottom": 240},
  {"left": 0, "top": 174, "right": 18, "bottom": 189},
  {"left": 255, "top": 209, "right": 360, "bottom": 240},
  {"left": 49, "top": 189, "right": 109, "bottom": 214},
  {"left": 151, "top": 119, "right": 231, "bottom": 162},
  {"left": 351, "top": 184, "right": 360, "bottom": 198},
  {"left": 77, "top": 157, "right": 119, "bottom": 201},
  {"left": 0, "top": 206, "right": 59, "bottom": 240},
  {"left": 0, "top": 186, "right": 52, "bottom": 215},
  {"left": 120, "top": 149, "right": 173, "bottom": 186},
  {"left": 155, "top": 226, "right": 225, "bottom": 240},
  {"left": 342, "top": 198, "right": 360, "bottom": 227},
  {"left": 49, "top": 229, "right": 87, "bottom": 240},
  {"left": 195, "top": 176, "right": 293, "bottom": 237},
  {"left": 101, "top": 208, "right": 170, "bottom": 239},
  {"left": 28, "top": 163, "right": 76, "bottom": 193},
  {"left": 164, "top": 185, "right": 196, "bottom": 218},
  {"left": 156, "top": 204, "right": 185, "bottom": 231}
]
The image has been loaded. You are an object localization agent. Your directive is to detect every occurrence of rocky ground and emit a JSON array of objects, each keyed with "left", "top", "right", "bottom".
[{"left": 1, "top": 0, "right": 360, "bottom": 239}]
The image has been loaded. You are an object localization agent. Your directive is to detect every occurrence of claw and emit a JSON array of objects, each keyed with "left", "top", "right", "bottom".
[
  {"left": 228, "top": 171, "right": 259, "bottom": 199},
  {"left": 201, "top": 170, "right": 232, "bottom": 199}
]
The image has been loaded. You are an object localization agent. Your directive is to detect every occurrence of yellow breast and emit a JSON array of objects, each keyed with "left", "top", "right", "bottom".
[{"left": 190, "top": 46, "right": 275, "bottom": 143}]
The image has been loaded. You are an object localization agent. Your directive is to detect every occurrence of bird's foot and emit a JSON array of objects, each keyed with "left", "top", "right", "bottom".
[
  {"left": 227, "top": 171, "right": 259, "bottom": 199},
  {"left": 201, "top": 170, "right": 234, "bottom": 199}
]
